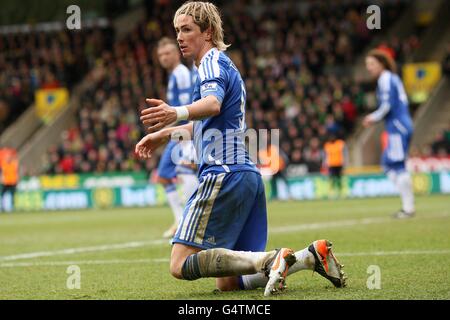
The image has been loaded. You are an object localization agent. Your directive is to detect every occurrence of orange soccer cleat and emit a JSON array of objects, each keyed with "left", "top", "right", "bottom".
[{"left": 308, "top": 239, "right": 347, "bottom": 288}]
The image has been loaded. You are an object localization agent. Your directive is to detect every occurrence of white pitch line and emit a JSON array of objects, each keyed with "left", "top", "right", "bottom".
[
  {"left": 270, "top": 213, "right": 449, "bottom": 233},
  {"left": 1, "top": 213, "right": 448, "bottom": 263},
  {"left": 270, "top": 216, "right": 389, "bottom": 233},
  {"left": 0, "top": 217, "right": 385, "bottom": 262},
  {"left": 338, "top": 249, "right": 450, "bottom": 257},
  {"left": 0, "top": 239, "right": 168, "bottom": 262},
  {"left": 2, "top": 249, "right": 450, "bottom": 268},
  {"left": 0, "top": 258, "right": 165, "bottom": 268}
]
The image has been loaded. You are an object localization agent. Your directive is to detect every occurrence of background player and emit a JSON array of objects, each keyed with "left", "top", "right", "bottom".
[
  {"left": 363, "top": 49, "right": 415, "bottom": 219},
  {"left": 155, "top": 37, "right": 199, "bottom": 238},
  {"left": 136, "top": 1, "right": 346, "bottom": 296}
]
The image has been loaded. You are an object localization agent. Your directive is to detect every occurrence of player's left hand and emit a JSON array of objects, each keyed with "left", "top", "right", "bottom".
[
  {"left": 363, "top": 116, "right": 374, "bottom": 127},
  {"left": 140, "top": 99, "right": 177, "bottom": 133},
  {"left": 135, "top": 131, "right": 169, "bottom": 159}
]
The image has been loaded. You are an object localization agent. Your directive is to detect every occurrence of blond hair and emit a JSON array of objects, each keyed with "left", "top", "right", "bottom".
[
  {"left": 173, "top": 1, "right": 230, "bottom": 51},
  {"left": 157, "top": 37, "right": 178, "bottom": 49}
]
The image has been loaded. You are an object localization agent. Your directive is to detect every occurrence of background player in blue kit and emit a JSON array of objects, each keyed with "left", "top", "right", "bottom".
[
  {"left": 136, "top": 1, "right": 346, "bottom": 296},
  {"left": 156, "top": 37, "right": 199, "bottom": 238},
  {"left": 363, "top": 49, "right": 415, "bottom": 219}
]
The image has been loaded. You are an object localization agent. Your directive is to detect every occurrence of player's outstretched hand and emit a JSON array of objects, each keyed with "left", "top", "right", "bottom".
[
  {"left": 135, "top": 131, "right": 169, "bottom": 159},
  {"left": 140, "top": 99, "right": 177, "bottom": 133},
  {"left": 363, "top": 116, "right": 374, "bottom": 127}
]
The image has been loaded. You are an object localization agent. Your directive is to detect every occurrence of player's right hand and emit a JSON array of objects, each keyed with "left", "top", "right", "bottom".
[
  {"left": 135, "top": 132, "right": 169, "bottom": 159},
  {"left": 140, "top": 99, "right": 178, "bottom": 133}
]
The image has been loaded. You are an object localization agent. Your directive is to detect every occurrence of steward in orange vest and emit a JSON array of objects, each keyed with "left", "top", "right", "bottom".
[
  {"left": 1, "top": 151, "right": 19, "bottom": 211},
  {"left": 258, "top": 144, "right": 289, "bottom": 200},
  {"left": 323, "top": 135, "right": 347, "bottom": 194}
]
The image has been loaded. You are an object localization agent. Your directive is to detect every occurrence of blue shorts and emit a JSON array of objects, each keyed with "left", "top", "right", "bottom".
[
  {"left": 157, "top": 141, "right": 177, "bottom": 179},
  {"left": 172, "top": 170, "right": 267, "bottom": 251},
  {"left": 382, "top": 132, "right": 412, "bottom": 173}
]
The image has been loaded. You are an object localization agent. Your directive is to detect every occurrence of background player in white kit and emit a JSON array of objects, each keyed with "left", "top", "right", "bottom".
[{"left": 155, "top": 37, "right": 198, "bottom": 238}]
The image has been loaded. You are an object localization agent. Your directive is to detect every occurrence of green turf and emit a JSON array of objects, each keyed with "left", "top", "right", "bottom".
[{"left": 1, "top": 195, "right": 449, "bottom": 300}]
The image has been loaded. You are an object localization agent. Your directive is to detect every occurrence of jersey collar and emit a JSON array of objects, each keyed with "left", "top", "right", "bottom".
[{"left": 199, "top": 47, "right": 218, "bottom": 66}]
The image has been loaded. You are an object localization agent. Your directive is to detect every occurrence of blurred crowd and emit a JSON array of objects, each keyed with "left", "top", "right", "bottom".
[
  {"left": 411, "top": 124, "right": 450, "bottom": 158},
  {"left": 0, "top": 26, "right": 114, "bottom": 133},
  {"left": 218, "top": 1, "right": 409, "bottom": 172},
  {"left": 25, "top": 0, "right": 419, "bottom": 175},
  {"left": 429, "top": 127, "right": 450, "bottom": 157},
  {"left": 42, "top": 5, "right": 173, "bottom": 174}
]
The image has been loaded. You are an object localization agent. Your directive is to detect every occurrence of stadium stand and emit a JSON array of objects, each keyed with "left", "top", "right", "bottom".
[
  {"left": 348, "top": 0, "right": 449, "bottom": 168},
  {"left": 38, "top": 0, "right": 410, "bottom": 175},
  {"left": 0, "top": 26, "right": 114, "bottom": 134},
  {"left": 428, "top": 126, "right": 450, "bottom": 156}
]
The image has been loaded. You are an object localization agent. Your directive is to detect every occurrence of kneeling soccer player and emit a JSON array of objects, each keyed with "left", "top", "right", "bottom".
[{"left": 136, "top": 1, "right": 346, "bottom": 296}]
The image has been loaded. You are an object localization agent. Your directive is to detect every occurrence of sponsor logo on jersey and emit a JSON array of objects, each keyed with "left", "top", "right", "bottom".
[{"left": 201, "top": 82, "right": 218, "bottom": 92}]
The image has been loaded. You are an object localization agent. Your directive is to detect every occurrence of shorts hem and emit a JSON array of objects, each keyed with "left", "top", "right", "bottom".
[{"left": 171, "top": 238, "right": 214, "bottom": 250}]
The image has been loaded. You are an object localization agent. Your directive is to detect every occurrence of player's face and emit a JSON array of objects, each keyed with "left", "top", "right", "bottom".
[
  {"left": 365, "top": 56, "right": 384, "bottom": 79},
  {"left": 157, "top": 44, "right": 179, "bottom": 70},
  {"left": 175, "top": 14, "right": 210, "bottom": 63}
]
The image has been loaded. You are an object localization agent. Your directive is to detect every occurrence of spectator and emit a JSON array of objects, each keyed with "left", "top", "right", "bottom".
[
  {"left": 431, "top": 130, "right": 450, "bottom": 156},
  {"left": 304, "top": 137, "right": 323, "bottom": 173}
]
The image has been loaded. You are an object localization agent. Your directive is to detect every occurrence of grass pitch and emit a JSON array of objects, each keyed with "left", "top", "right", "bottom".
[{"left": 1, "top": 195, "right": 449, "bottom": 300}]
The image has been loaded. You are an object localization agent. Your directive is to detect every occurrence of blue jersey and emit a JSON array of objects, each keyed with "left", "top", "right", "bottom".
[
  {"left": 370, "top": 70, "right": 414, "bottom": 172},
  {"left": 191, "top": 48, "right": 257, "bottom": 176},
  {"left": 167, "top": 63, "right": 192, "bottom": 107},
  {"left": 372, "top": 70, "right": 414, "bottom": 135},
  {"left": 173, "top": 50, "right": 267, "bottom": 253}
]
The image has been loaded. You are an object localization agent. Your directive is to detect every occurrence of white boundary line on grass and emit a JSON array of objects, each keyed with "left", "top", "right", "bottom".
[
  {"left": 338, "top": 249, "right": 450, "bottom": 257},
  {"left": 0, "top": 239, "right": 167, "bottom": 262},
  {"left": 270, "top": 213, "right": 449, "bottom": 233},
  {"left": 0, "top": 213, "right": 448, "bottom": 263},
  {"left": 270, "top": 216, "right": 389, "bottom": 233},
  {"left": 0, "top": 258, "right": 166, "bottom": 268},
  {"left": 2, "top": 249, "right": 450, "bottom": 268}
]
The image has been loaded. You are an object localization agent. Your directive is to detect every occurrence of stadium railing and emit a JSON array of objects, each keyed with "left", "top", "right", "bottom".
[
  {"left": 0, "top": 104, "right": 40, "bottom": 151},
  {"left": 411, "top": 78, "right": 450, "bottom": 151}
]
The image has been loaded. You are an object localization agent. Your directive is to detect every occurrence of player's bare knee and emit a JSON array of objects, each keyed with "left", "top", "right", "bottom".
[{"left": 169, "top": 259, "right": 184, "bottom": 279}]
